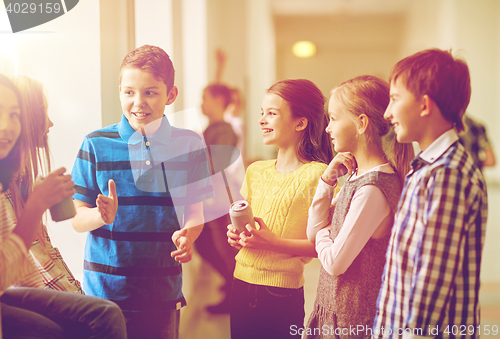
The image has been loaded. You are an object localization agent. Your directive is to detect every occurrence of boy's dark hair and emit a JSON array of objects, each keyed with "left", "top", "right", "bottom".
[
  {"left": 0, "top": 73, "right": 24, "bottom": 192},
  {"left": 120, "top": 45, "right": 175, "bottom": 91},
  {"left": 204, "top": 83, "right": 232, "bottom": 109},
  {"left": 389, "top": 48, "right": 471, "bottom": 132}
]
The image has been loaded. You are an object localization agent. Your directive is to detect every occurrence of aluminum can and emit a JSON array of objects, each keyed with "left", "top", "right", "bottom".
[
  {"left": 50, "top": 196, "right": 76, "bottom": 222},
  {"left": 229, "top": 200, "right": 255, "bottom": 235}
]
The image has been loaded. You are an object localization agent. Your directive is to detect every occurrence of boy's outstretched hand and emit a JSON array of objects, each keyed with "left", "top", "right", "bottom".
[
  {"left": 171, "top": 228, "right": 194, "bottom": 263},
  {"left": 96, "top": 179, "right": 118, "bottom": 225}
]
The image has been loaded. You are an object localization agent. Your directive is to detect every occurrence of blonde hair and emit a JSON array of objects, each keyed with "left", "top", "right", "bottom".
[{"left": 331, "top": 75, "right": 414, "bottom": 186}]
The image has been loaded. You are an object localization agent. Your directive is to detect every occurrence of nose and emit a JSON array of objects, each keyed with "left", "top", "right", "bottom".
[
  {"left": 258, "top": 114, "right": 266, "bottom": 125},
  {"left": 0, "top": 113, "right": 8, "bottom": 131},
  {"left": 134, "top": 94, "right": 146, "bottom": 108},
  {"left": 44, "top": 116, "right": 54, "bottom": 136},
  {"left": 383, "top": 105, "right": 391, "bottom": 120},
  {"left": 325, "top": 120, "right": 332, "bottom": 134}
]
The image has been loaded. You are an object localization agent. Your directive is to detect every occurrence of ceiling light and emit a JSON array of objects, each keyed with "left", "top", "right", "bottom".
[{"left": 292, "top": 41, "right": 316, "bottom": 58}]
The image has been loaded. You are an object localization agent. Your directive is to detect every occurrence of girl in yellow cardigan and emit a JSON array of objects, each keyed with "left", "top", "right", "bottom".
[{"left": 227, "top": 79, "right": 333, "bottom": 339}]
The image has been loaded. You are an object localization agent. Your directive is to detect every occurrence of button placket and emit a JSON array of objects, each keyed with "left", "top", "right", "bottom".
[{"left": 140, "top": 136, "right": 154, "bottom": 182}]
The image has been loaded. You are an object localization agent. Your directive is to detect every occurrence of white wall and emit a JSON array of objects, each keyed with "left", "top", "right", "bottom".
[
  {"left": 402, "top": 0, "right": 500, "bottom": 183},
  {"left": 0, "top": 0, "right": 102, "bottom": 281},
  {"left": 455, "top": 0, "right": 500, "bottom": 183},
  {"left": 180, "top": 0, "right": 209, "bottom": 133},
  {"left": 245, "top": 0, "right": 276, "bottom": 161},
  {"left": 206, "top": 0, "right": 247, "bottom": 91},
  {"left": 100, "top": 0, "right": 134, "bottom": 127}
]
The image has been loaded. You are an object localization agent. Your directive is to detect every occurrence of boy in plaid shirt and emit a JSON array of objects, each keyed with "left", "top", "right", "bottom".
[{"left": 373, "top": 49, "right": 488, "bottom": 338}]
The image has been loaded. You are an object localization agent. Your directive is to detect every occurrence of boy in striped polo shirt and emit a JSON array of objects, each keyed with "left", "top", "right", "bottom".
[
  {"left": 373, "top": 49, "right": 488, "bottom": 339},
  {"left": 71, "top": 45, "right": 212, "bottom": 339}
]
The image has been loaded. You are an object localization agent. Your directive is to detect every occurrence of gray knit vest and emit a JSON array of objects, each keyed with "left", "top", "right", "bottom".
[{"left": 314, "top": 171, "right": 401, "bottom": 331}]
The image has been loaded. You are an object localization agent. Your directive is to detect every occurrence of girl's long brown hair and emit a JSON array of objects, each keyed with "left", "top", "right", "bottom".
[
  {"left": 267, "top": 79, "right": 333, "bottom": 164},
  {"left": 11, "top": 76, "right": 52, "bottom": 203}
]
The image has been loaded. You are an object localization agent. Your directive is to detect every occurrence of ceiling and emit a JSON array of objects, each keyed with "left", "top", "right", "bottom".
[{"left": 272, "top": 0, "right": 413, "bottom": 16}]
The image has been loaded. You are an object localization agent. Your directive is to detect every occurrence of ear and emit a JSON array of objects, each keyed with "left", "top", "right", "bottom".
[
  {"left": 166, "top": 86, "right": 178, "bottom": 106},
  {"left": 215, "top": 94, "right": 225, "bottom": 107},
  {"left": 358, "top": 114, "right": 369, "bottom": 134},
  {"left": 295, "top": 118, "right": 308, "bottom": 132},
  {"left": 420, "top": 95, "right": 433, "bottom": 117}
]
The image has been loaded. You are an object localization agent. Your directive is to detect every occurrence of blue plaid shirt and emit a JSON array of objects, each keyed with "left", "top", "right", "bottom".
[{"left": 373, "top": 129, "right": 488, "bottom": 339}]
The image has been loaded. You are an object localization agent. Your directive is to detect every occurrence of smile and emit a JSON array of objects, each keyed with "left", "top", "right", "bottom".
[
  {"left": 133, "top": 112, "right": 150, "bottom": 118},
  {"left": 262, "top": 128, "right": 273, "bottom": 134}
]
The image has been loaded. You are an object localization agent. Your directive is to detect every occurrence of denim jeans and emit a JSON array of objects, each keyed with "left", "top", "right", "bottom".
[
  {"left": 122, "top": 309, "right": 180, "bottom": 339},
  {"left": 1, "top": 287, "right": 127, "bottom": 338},
  {"left": 230, "top": 278, "right": 305, "bottom": 339}
]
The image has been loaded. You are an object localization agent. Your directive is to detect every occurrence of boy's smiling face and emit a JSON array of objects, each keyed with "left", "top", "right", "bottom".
[
  {"left": 384, "top": 78, "right": 424, "bottom": 144},
  {"left": 119, "top": 67, "right": 177, "bottom": 133}
]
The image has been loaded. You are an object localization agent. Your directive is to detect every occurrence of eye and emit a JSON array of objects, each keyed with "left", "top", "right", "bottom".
[
  {"left": 124, "top": 90, "right": 133, "bottom": 95},
  {"left": 10, "top": 111, "right": 20, "bottom": 119},
  {"left": 146, "top": 91, "right": 157, "bottom": 95}
]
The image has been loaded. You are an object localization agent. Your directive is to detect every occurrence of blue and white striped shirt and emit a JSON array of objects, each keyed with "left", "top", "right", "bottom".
[{"left": 72, "top": 114, "right": 212, "bottom": 312}]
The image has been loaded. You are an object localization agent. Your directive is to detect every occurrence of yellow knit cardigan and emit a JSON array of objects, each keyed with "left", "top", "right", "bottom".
[{"left": 234, "top": 160, "right": 327, "bottom": 289}]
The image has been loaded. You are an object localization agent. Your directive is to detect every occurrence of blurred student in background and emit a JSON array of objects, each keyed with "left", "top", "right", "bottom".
[{"left": 197, "top": 82, "right": 241, "bottom": 314}]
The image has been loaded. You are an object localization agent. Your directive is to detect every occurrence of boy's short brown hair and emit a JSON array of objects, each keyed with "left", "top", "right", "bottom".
[
  {"left": 389, "top": 48, "right": 471, "bottom": 132},
  {"left": 120, "top": 45, "right": 175, "bottom": 91}
]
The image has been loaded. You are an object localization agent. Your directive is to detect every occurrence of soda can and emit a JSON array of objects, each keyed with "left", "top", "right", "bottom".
[
  {"left": 50, "top": 196, "right": 76, "bottom": 222},
  {"left": 229, "top": 200, "right": 255, "bottom": 235}
]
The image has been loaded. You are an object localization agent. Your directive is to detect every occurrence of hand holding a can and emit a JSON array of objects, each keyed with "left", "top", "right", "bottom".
[
  {"left": 227, "top": 225, "right": 243, "bottom": 250},
  {"left": 230, "top": 217, "right": 280, "bottom": 251}
]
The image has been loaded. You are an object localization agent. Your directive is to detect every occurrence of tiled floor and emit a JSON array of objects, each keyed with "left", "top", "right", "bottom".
[{"left": 180, "top": 183, "right": 500, "bottom": 338}]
